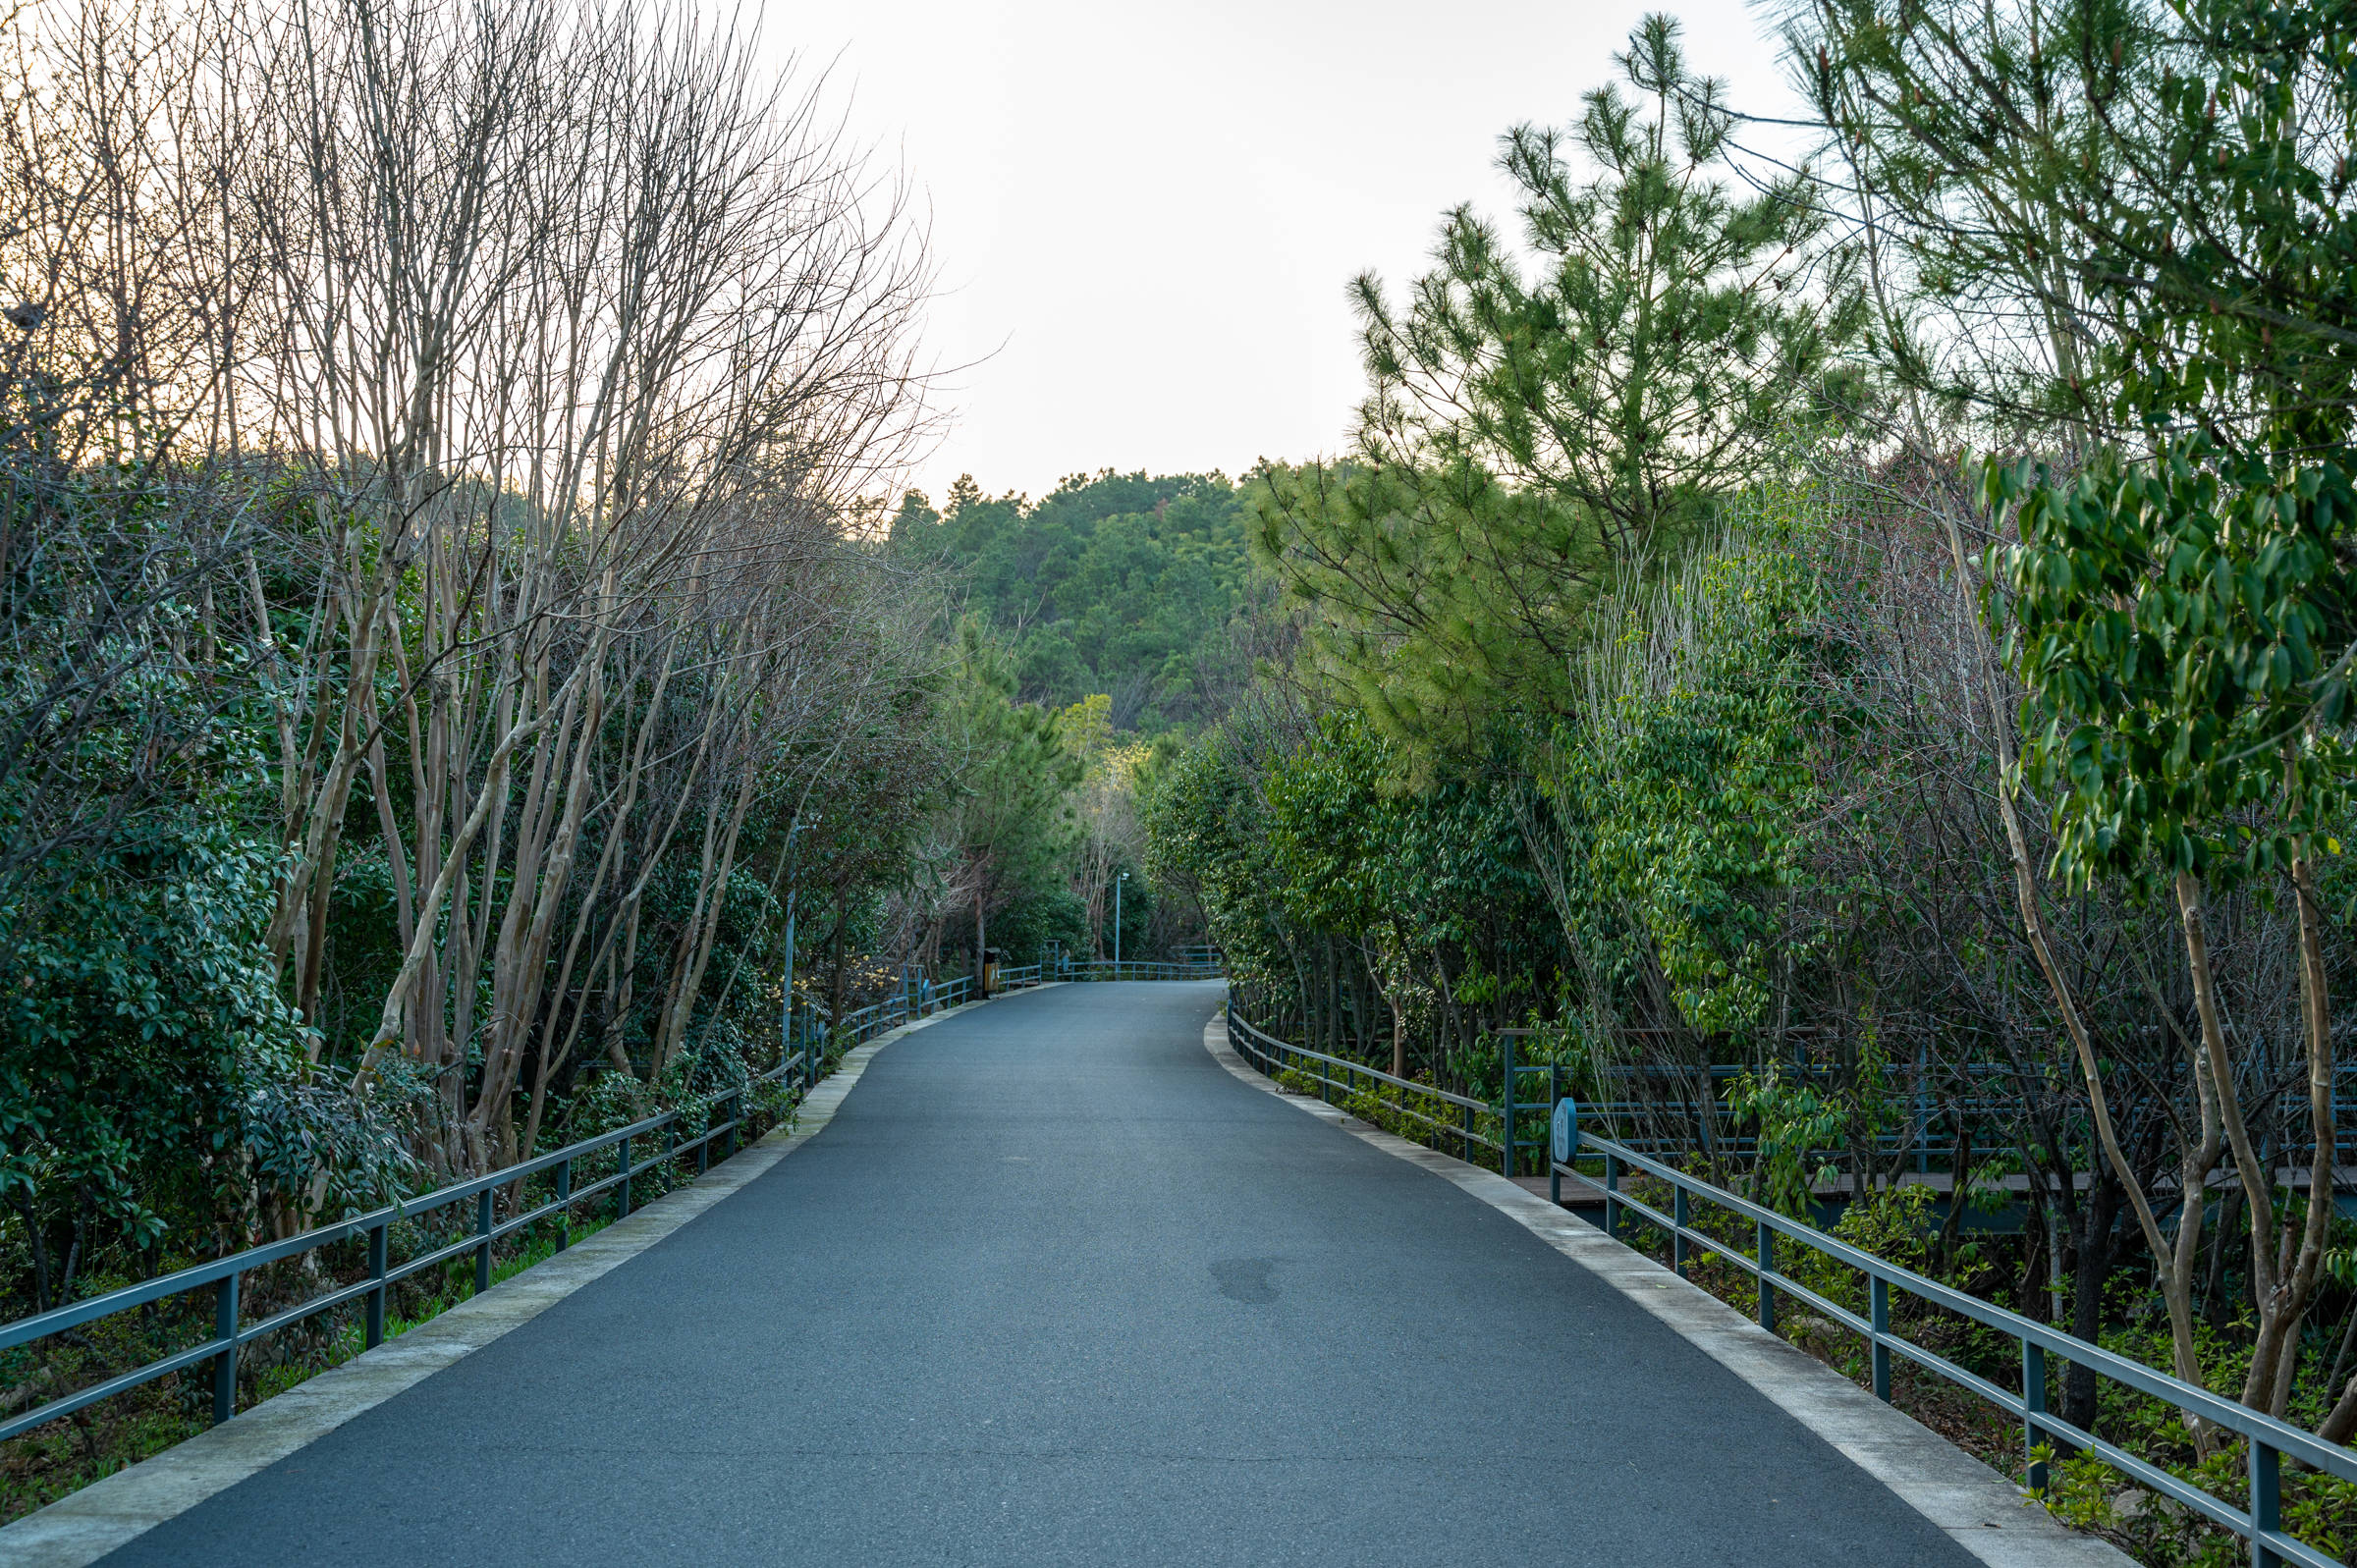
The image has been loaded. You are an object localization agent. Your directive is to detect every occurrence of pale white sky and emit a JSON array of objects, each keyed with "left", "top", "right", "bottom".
[{"left": 770, "top": 0, "right": 1814, "bottom": 506}]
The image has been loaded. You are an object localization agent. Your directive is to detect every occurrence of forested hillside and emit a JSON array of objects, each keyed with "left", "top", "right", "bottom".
[{"left": 889, "top": 471, "right": 1251, "bottom": 733}]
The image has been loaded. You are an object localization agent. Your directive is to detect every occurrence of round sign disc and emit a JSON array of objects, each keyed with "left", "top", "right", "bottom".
[{"left": 1551, "top": 1097, "right": 1579, "bottom": 1164}]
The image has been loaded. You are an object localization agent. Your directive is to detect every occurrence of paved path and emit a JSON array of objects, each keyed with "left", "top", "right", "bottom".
[{"left": 99, "top": 982, "right": 1979, "bottom": 1566}]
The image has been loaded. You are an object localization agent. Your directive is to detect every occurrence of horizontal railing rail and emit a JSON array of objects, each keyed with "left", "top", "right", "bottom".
[
  {"left": 0, "top": 975, "right": 983, "bottom": 1448},
  {"left": 1059, "top": 958, "right": 1227, "bottom": 981},
  {"left": 1224, "top": 1005, "right": 1497, "bottom": 1161},
  {"left": 1225, "top": 997, "right": 2357, "bottom": 1568}
]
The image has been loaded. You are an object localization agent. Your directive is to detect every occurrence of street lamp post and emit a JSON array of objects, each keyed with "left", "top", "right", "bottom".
[{"left": 1114, "top": 871, "right": 1127, "bottom": 973}]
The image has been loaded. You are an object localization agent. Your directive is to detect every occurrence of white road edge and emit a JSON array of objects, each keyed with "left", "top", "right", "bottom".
[
  {"left": 0, "top": 998, "right": 1007, "bottom": 1568},
  {"left": 1201, "top": 1010, "right": 2133, "bottom": 1568}
]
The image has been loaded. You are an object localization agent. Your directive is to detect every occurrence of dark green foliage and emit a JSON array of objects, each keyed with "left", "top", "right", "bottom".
[
  {"left": 893, "top": 471, "right": 1251, "bottom": 734},
  {"left": 988, "top": 884, "right": 1090, "bottom": 964},
  {"left": 1147, "top": 705, "right": 1564, "bottom": 1086},
  {"left": 0, "top": 807, "right": 410, "bottom": 1313},
  {"left": 1993, "top": 444, "right": 2357, "bottom": 893},
  {"left": 1536, "top": 502, "right": 1838, "bottom": 1041}
]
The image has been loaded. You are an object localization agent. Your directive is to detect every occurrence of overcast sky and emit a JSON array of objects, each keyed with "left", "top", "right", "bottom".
[{"left": 770, "top": 0, "right": 1814, "bottom": 506}]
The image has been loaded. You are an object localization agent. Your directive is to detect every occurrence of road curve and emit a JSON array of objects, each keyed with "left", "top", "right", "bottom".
[{"left": 99, "top": 982, "right": 1977, "bottom": 1566}]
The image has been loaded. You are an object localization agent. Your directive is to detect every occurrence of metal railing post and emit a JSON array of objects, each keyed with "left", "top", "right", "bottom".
[
  {"left": 1871, "top": 1275, "right": 1891, "bottom": 1401},
  {"left": 1548, "top": 1064, "right": 1562, "bottom": 1206},
  {"left": 1500, "top": 1033, "right": 1516, "bottom": 1177},
  {"left": 556, "top": 1159, "right": 574, "bottom": 1251},
  {"left": 365, "top": 1221, "right": 388, "bottom": 1348},
  {"left": 1755, "top": 1220, "right": 1776, "bottom": 1333},
  {"left": 1604, "top": 1152, "right": 1620, "bottom": 1241},
  {"left": 618, "top": 1134, "right": 633, "bottom": 1217},
  {"left": 211, "top": 1271, "right": 239, "bottom": 1426},
  {"left": 1461, "top": 1101, "right": 1474, "bottom": 1160},
  {"left": 2022, "top": 1339, "right": 2047, "bottom": 1491},
  {"left": 474, "top": 1189, "right": 494, "bottom": 1295},
  {"left": 2251, "top": 1438, "right": 2281, "bottom": 1568},
  {"left": 1672, "top": 1186, "right": 1689, "bottom": 1277}
]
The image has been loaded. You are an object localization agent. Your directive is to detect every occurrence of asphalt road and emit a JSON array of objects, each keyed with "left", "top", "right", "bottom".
[{"left": 100, "top": 982, "right": 1976, "bottom": 1566}]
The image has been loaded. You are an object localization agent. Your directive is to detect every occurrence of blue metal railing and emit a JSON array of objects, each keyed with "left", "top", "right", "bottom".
[
  {"left": 0, "top": 976, "right": 981, "bottom": 1447},
  {"left": 1583, "top": 1136, "right": 2357, "bottom": 1568},
  {"left": 1223, "top": 1004, "right": 1501, "bottom": 1161},
  {"left": 1057, "top": 957, "right": 1226, "bottom": 982},
  {"left": 1230, "top": 997, "right": 2357, "bottom": 1167},
  {"left": 1224, "top": 999, "right": 2357, "bottom": 1568}
]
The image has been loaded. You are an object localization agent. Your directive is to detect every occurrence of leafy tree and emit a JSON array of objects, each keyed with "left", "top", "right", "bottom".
[
  {"left": 1263, "top": 713, "right": 1416, "bottom": 1073},
  {"left": 940, "top": 622, "right": 1080, "bottom": 966},
  {"left": 1543, "top": 514, "right": 1830, "bottom": 1044},
  {"left": 1060, "top": 694, "right": 1155, "bottom": 958},
  {"left": 1150, "top": 702, "right": 1563, "bottom": 1085},
  {"left": 1142, "top": 725, "right": 1285, "bottom": 979},
  {"left": 1, "top": 804, "right": 412, "bottom": 1309},
  {"left": 1995, "top": 445, "right": 2357, "bottom": 1423}
]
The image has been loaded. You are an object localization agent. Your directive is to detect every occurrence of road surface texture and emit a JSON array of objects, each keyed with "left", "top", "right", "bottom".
[{"left": 99, "top": 981, "right": 1981, "bottom": 1566}]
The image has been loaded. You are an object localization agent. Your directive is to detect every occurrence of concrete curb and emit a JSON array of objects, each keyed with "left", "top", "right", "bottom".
[
  {"left": 1, "top": 1003, "right": 981, "bottom": 1568},
  {"left": 1201, "top": 1012, "right": 2133, "bottom": 1568}
]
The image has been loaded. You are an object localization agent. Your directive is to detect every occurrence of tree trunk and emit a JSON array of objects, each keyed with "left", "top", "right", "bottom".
[
  {"left": 2063, "top": 1174, "right": 2121, "bottom": 1433},
  {"left": 1937, "top": 1118, "right": 1972, "bottom": 1274}
]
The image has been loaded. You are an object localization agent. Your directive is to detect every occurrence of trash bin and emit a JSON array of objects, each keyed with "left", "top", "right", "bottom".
[{"left": 980, "top": 947, "right": 1002, "bottom": 998}]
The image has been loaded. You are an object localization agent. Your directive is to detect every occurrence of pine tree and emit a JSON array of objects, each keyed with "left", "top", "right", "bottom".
[{"left": 1250, "top": 14, "right": 1862, "bottom": 753}]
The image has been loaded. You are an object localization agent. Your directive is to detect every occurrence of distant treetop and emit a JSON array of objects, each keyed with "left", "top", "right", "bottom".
[{"left": 892, "top": 469, "right": 1251, "bottom": 735}]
